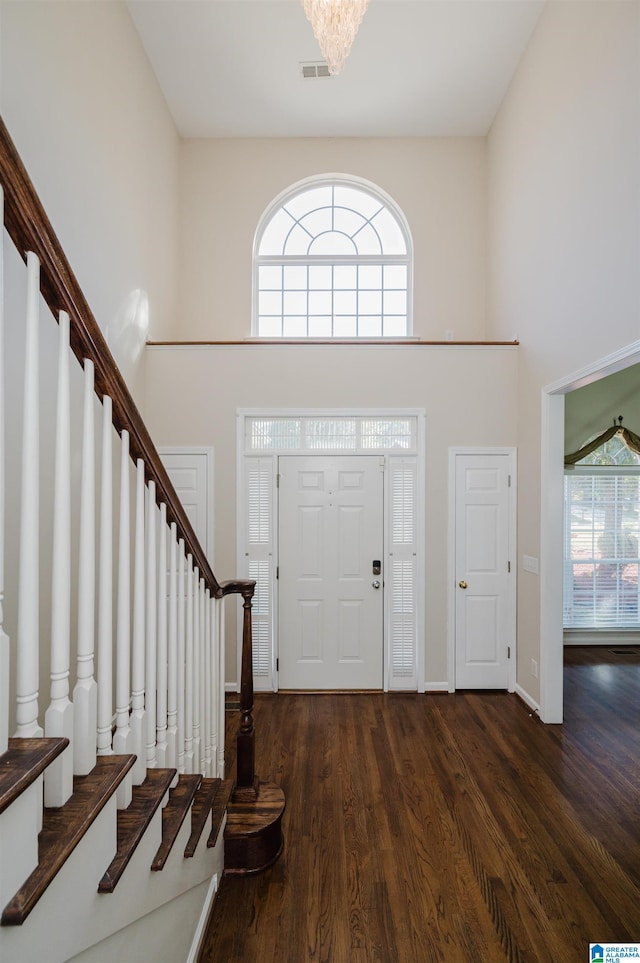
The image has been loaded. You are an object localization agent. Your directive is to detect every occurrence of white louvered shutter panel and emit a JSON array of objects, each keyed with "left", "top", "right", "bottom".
[
  {"left": 244, "top": 458, "right": 275, "bottom": 687},
  {"left": 388, "top": 458, "right": 418, "bottom": 689}
]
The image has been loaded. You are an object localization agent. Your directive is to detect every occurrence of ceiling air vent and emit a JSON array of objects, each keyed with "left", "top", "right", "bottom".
[{"left": 300, "top": 62, "right": 331, "bottom": 79}]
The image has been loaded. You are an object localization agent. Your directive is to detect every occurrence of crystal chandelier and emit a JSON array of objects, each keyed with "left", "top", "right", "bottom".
[{"left": 301, "top": 0, "right": 370, "bottom": 76}]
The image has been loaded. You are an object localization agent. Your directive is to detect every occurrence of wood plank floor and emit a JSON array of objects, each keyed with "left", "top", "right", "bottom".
[{"left": 199, "top": 647, "right": 640, "bottom": 963}]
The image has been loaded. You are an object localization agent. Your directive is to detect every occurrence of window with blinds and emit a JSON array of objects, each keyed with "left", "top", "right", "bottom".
[
  {"left": 246, "top": 415, "right": 417, "bottom": 453},
  {"left": 564, "top": 471, "right": 640, "bottom": 627},
  {"left": 244, "top": 460, "right": 275, "bottom": 680},
  {"left": 388, "top": 460, "right": 418, "bottom": 686}
]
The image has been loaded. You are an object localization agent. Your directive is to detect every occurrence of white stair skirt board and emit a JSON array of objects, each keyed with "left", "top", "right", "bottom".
[
  {"left": 0, "top": 790, "right": 224, "bottom": 963},
  {"left": 67, "top": 876, "right": 217, "bottom": 963}
]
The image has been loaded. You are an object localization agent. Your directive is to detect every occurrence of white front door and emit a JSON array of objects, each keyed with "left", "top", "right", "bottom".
[
  {"left": 278, "top": 456, "right": 384, "bottom": 689},
  {"left": 454, "top": 452, "right": 514, "bottom": 689}
]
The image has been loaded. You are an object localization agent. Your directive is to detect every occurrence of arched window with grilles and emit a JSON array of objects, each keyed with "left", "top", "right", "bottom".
[{"left": 253, "top": 175, "right": 413, "bottom": 338}]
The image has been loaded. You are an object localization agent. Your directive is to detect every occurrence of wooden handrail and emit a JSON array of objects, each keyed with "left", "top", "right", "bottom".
[{"left": 0, "top": 114, "right": 253, "bottom": 604}]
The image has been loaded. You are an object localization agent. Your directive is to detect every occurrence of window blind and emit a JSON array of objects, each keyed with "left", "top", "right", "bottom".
[{"left": 564, "top": 473, "right": 640, "bottom": 627}]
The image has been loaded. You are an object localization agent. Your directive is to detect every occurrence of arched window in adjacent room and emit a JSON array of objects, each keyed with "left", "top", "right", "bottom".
[{"left": 253, "top": 175, "right": 413, "bottom": 338}]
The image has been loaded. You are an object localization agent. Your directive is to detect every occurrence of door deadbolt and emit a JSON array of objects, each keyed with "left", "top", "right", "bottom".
[
  {"left": 458, "top": 580, "right": 468, "bottom": 589},
  {"left": 372, "top": 560, "right": 381, "bottom": 575}
]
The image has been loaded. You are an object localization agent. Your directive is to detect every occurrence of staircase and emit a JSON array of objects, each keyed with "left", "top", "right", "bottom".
[{"left": 0, "top": 116, "right": 284, "bottom": 963}]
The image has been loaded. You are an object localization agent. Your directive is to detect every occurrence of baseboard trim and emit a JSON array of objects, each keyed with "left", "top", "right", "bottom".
[
  {"left": 423, "top": 682, "right": 449, "bottom": 692},
  {"left": 564, "top": 630, "right": 640, "bottom": 646},
  {"left": 515, "top": 684, "right": 541, "bottom": 715},
  {"left": 185, "top": 871, "right": 219, "bottom": 963}
]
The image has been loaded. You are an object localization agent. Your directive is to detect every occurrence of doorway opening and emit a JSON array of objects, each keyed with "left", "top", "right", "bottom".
[{"left": 541, "top": 339, "right": 640, "bottom": 722}]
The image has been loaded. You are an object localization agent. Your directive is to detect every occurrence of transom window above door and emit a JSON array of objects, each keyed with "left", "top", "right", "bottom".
[{"left": 253, "top": 176, "right": 413, "bottom": 338}]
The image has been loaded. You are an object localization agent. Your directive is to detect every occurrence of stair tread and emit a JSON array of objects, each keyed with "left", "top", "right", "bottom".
[
  {"left": 208, "top": 778, "right": 234, "bottom": 849},
  {"left": 224, "top": 782, "right": 286, "bottom": 835},
  {"left": 2, "top": 754, "right": 135, "bottom": 925},
  {"left": 151, "top": 773, "right": 201, "bottom": 870},
  {"left": 98, "top": 768, "right": 176, "bottom": 893},
  {"left": 0, "top": 737, "right": 69, "bottom": 815},
  {"left": 184, "top": 777, "right": 221, "bottom": 858},
  {"left": 224, "top": 781, "right": 286, "bottom": 876}
]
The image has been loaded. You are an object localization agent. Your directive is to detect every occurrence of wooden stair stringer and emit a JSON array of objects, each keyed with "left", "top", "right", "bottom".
[
  {"left": 98, "top": 768, "right": 175, "bottom": 893},
  {"left": 2, "top": 754, "right": 135, "bottom": 925},
  {"left": 151, "top": 773, "right": 201, "bottom": 870}
]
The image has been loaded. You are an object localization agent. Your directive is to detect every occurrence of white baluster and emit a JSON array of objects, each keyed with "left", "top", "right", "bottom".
[
  {"left": 209, "top": 593, "right": 218, "bottom": 781},
  {"left": 177, "top": 539, "right": 185, "bottom": 774},
  {"left": 44, "top": 311, "right": 74, "bottom": 805},
  {"left": 192, "top": 566, "right": 201, "bottom": 772},
  {"left": 114, "top": 430, "right": 134, "bottom": 808},
  {"left": 73, "top": 360, "right": 97, "bottom": 773},
  {"left": 217, "top": 597, "right": 226, "bottom": 778},
  {"left": 97, "top": 397, "right": 113, "bottom": 757},
  {"left": 145, "top": 481, "right": 157, "bottom": 769},
  {"left": 15, "top": 253, "right": 42, "bottom": 739},
  {"left": 167, "top": 523, "right": 178, "bottom": 773},
  {"left": 199, "top": 578, "right": 208, "bottom": 776},
  {"left": 204, "top": 588, "right": 212, "bottom": 777},
  {"left": 130, "top": 459, "right": 146, "bottom": 785},
  {"left": 155, "top": 503, "right": 168, "bottom": 767},
  {"left": 0, "top": 186, "right": 8, "bottom": 755},
  {"left": 184, "top": 554, "right": 194, "bottom": 774}
]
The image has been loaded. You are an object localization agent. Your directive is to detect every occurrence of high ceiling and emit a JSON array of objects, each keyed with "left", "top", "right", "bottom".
[{"left": 126, "top": 0, "right": 545, "bottom": 138}]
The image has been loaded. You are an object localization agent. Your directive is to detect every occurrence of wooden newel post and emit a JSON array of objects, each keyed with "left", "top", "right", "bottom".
[
  {"left": 234, "top": 582, "right": 259, "bottom": 800},
  {"left": 222, "top": 577, "right": 285, "bottom": 874}
]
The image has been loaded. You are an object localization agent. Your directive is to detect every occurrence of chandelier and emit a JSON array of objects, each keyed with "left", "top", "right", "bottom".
[{"left": 301, "top": 0, "right": 370, "bottom": 76}]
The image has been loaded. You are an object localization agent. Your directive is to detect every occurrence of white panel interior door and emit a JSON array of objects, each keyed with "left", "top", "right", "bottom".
[
  {"left": 454, "top": 452, "right": 513, "bottom": 689},
  {"left": 279, "top": 456, "right": 384, "bottom": 689},
  {"left": 158, "top": 449, "right": 213, "bottom": 563}
]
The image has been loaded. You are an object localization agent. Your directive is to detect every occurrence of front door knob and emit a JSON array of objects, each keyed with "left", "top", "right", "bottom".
[
  {"left": 458, "top": 580, "right": 468, "bottom": 589},
  {"left": 372, "top": 580, "right": 381, "bottom": 589}
]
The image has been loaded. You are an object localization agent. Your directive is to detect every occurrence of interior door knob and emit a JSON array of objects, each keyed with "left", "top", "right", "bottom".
[
  {"left": 458, "top": 580, "right": 468, "bottom": 589},
  {"left": 372, "top": 580, "right": 381, "bottom": 589}
]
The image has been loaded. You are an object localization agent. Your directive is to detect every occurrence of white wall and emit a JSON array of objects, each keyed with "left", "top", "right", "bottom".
[
  {"left": 144, "top": 343, "right": 518, "bottom": 686},
  {"left": 488, "top": 0, "right": 640, "bottom": 702},
  {"left": 0, "top": 0, "right": 180, "bottom": 732},
  {"left": 176, "top": 137, "right": 487, "bottom": 342},
  {"left": 0, "top": 0, "right": 180, "bottom": 404}
]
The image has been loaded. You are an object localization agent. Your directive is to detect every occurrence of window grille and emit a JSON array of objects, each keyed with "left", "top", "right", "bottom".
[
  {"left": 245, "top": 415, "right": 417, "bottom": 453},
  {"left": 254, "top": 177, "right": 412, "bottom": 338}
]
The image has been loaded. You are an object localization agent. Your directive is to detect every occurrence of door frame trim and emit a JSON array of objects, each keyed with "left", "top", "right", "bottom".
[
  {"left": 236, "top": 408, "right": 426, "bottom": 692},
  {"left": 447, "top": 447, "right": 517, "bottom": 692}
]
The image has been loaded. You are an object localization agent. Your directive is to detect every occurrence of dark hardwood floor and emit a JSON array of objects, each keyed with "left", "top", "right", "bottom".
[{"left": 199, "top": 647, "right": 640, "bottom": 963}]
